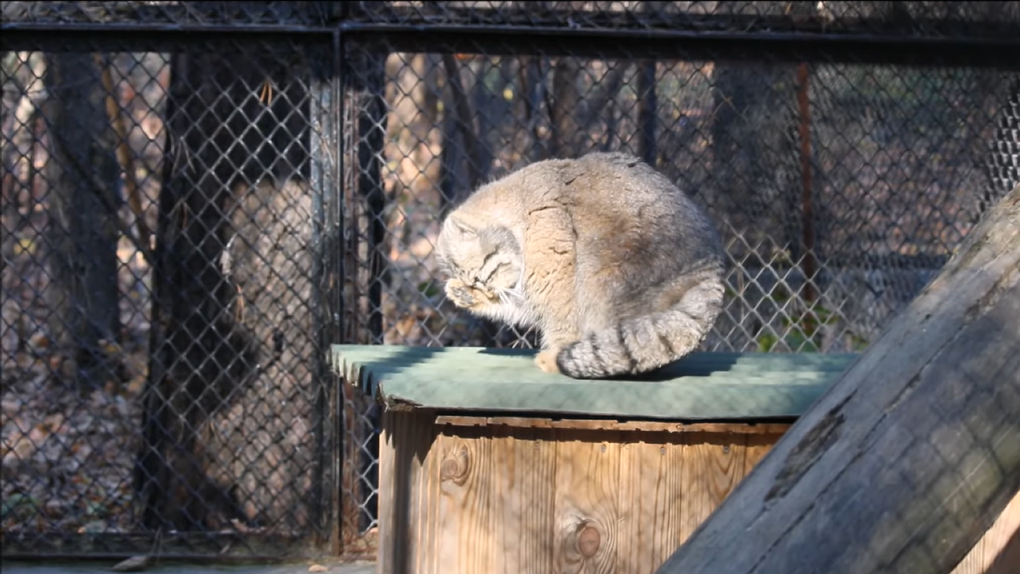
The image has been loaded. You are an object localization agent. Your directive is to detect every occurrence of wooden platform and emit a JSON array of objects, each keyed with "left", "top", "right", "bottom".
[{"left": 332, "top": 345, "right": 1019, "bottom": 574}]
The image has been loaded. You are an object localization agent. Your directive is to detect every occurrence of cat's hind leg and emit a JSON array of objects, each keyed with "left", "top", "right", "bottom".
[{"left": 523, "top": 203, "right": 580, "bottom": 375}]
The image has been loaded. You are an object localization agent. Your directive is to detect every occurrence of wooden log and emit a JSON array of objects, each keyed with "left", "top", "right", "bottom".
[{"left": 655, "top": 183, "right": 1020, "bottom": 574}]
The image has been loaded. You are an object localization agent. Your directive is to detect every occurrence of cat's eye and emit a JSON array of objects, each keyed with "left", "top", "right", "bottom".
[{"left": 481, "top": 262, "right": 503, "bottom": 284}]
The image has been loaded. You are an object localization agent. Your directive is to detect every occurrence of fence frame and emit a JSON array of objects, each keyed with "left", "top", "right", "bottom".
[{"left": 3, "top": 0, "right": 1019, "bottom": 561}]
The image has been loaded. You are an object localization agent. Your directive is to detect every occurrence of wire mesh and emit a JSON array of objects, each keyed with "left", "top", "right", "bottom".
[
  {"left": 341, "top": 47, "right": 1019, "bottom": 352},
  {"left": 1, "top": 38, "right": 341, "bottom": 559},
  {"left": 0, "top": 1, "right": 335, "bottom": 28},
  {"left": 336, "top": 44, "right": 1019, "bottom": 542},
  {"left": 2, "top": 0, "right": 1019, "bottom": 564},
  {"left": 335, "top": 1, "right": 1020, "bottom": 39}
]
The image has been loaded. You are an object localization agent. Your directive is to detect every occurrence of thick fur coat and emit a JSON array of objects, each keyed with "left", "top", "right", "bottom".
[{"left": 436, "top": 152, "right": 726, "bottom": 378}]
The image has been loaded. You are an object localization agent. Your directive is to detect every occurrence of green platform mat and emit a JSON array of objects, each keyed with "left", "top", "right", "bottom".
[{"left": 331, "top": 345, "right": 859, "bottom": 421}]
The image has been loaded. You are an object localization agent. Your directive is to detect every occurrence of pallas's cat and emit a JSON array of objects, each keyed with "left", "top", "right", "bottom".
[{"left": 436, "top": 152, "right": 726, "bottom": 379}]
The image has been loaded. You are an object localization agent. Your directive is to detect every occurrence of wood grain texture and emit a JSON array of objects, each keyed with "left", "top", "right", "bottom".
[
  {"left": 679, "top": 432, "right": 747, "bottom": 544},
  {"left": 553, "top": 430, "right": 622, "bottom": 574},
  {"left": 655, "top": 184, "right": 1020, "bottom": 574},
  {"left": 950, "top": 489, "right": 1020, "bottom": 574},
  {"left": 983, "top": 489, "right": 1020, "bottom": 573},
  {"left": 491, "top": 425, "right": 557, "bottom": 574},
  {"left": 375, "top": 415, "right": 1015, "bottom": 574},
  {"left": 618, "top": 432, "right": 685, "bottom": 574},
  {"left": 377, "top": 409, "right": 437, "bottom": 574},
  {"left": 952, "top": 537, "right": 985, "bottom": 574},
  {"left": 984, "top": 526, "right": 1019, "bottom": 574},
  {"left": 377, "top": 411, "right": 395, "bottom": 574},
  {"left": 743, "top": 433, "right": 781, "bottom": 475},
  {"left": 433, "top": 426, "right": 491, "bottom": 574}
]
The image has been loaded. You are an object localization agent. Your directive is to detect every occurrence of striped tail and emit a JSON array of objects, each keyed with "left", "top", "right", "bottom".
[{"left": 555, "top": 272, "right": 724, "bottom": 379}]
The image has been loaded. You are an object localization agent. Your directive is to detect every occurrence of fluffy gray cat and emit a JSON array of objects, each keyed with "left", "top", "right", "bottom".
[{"left": 435, "top": 151, "right": 726, "bottom": 379}]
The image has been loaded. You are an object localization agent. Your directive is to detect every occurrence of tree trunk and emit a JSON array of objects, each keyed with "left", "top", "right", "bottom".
[
  {"left": 354, "top": 50, "right": 388, "bottom": 344},
  {"left": 709, "top": 1, "right": 821, "bottom": 258},
  {"left": 982, "top": 79, "right": 1019, "bottom": 216},
  {"left": 137, "top": 44, "right": 312, "bottom": 531},
  {"left": 655, "top": 183, "right": 1020, "bottom": 574},
  {"left": 710, "top": 61, "right": 801, "bottom": 250},
  {"left": 636, "top": 58, "right": 657, "bottom": 165},
  {"left": 440, "top": 54, "right": 483, "bottom": 214},
  {"left": 41, "top": 52, "right": 122, "bottom": 394},
  {"left": 635, "top": 1, "right": 662, "bottom": 165},
  {"left": 549, "top": 57, "right": 581, "bottom": 157},
  {"left": 517, "top": 56, "right": 548, "bottom": 163}
]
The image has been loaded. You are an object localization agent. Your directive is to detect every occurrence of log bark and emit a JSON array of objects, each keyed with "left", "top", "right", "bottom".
[{"left": 656, "top": 183, "right": 1020, "bottom": 574}]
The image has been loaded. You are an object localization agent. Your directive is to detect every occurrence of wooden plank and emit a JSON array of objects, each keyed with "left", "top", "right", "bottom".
[
  {"left": 435, "top": 415, "right": 792, "bottom": 435},
  {"left": 951, "top": 536, "right": 984, "bottom": 574},
  {"left": 419, "top": 424, "right": 565, "bottom": 574},
  {"left": 949, "top": 488, "right": 1020, "bottom": 574},
  {"left": 431, "top": 425, "right": 492, "bottom": 574},
  {"left": 743, "top": 433, "right": 780, "bottom": 475},
  {"left": 380, "top": 412, "right": 1012, "bottom": 574},
  {"left": 332, "top": 346, "right": 854, "bottom": 422},
  {"left": 490, "top": 425, "right": 557, "bottom": 574},
  {"left": 986, "top": 529, "right": 1019, "bottom": 574},
  {"left": 983, "top": 489, "right": 1020, "bottom": 572},
  {"left": 967, "top": 488, "right": 1020, "bottom": 574},
  {"left": 376, "top": 411, "right": 396, "bottom": 574},
  {"left": 377, "top": 409, "right": 437, "bottom": 574},
  {"left": 553, "top": 429, "right": 622, "bottom": 574},
  {"left": 618, "top": 431, "right": 686, "bottom": 574},
  {"left": 655, "top": 184, "right": 1020, "bottom": 574},
  {"left": 679, "top": 432, "right": 747, "bottom": 544},
  {"left": 418, "top": 423, "right": 443, "bottom": 574}
]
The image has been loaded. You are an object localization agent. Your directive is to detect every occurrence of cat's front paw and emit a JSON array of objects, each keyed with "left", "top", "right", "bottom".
[
  {"left": 445, "top": 279, "right": 475, "bottom": 308},
  {"left": 535, "top": 349, "right": 561, "bottom": 374},
  {"left": 446, "top": 279, "right": 496, "bottom": 309}
]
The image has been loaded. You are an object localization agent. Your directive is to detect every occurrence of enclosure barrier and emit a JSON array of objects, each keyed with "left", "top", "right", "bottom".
[{"left": 2, "top": 0, "right": 1019, "bottom": 563}]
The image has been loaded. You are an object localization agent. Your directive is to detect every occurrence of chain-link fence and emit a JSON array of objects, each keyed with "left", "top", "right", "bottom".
[
  {"left": 3, "top": 0, "right": 1019, "bottom": 564},
  {"left": 1, "top": 4, "right": 343, "bottom": 560}
]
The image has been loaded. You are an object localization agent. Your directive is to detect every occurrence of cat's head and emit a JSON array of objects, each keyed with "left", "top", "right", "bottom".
[{"left": 436, "top": 214, "right": 523, "bottom": 294}]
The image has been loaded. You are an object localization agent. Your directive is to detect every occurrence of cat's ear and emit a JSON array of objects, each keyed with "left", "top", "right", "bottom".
[
  {"left": 478, "top": 225, "right": 520, "bottom": 257},
  {"left": 445, "top": 215, "right": 476, "bottom": 237}
]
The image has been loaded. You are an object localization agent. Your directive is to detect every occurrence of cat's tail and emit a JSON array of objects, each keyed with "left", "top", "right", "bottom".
[{"left": 555, "top": 267, "right": 725, "bottom": 379}]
